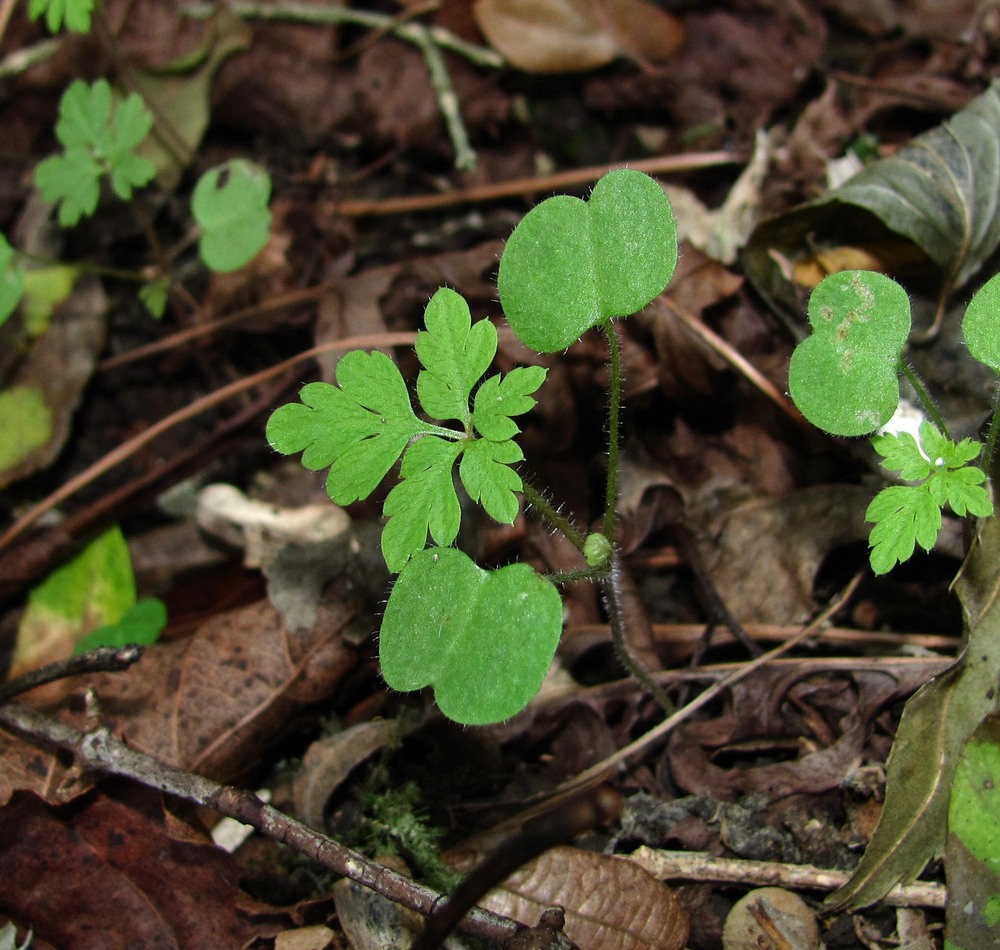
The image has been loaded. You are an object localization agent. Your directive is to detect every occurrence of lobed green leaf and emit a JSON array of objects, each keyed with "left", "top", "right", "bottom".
[
  {"left": 379, "top": 547, "right": 563, "bottom": 724},
  {"left": 381, "top": 437, "right": 464, "bottom": 573},
  {"left": 472, "top": 366, "right": 547, "bottom": 441},
  {"left": 415, "top": 288, "right": 496, "bottom": 426},
  {"left": 789, "top": 270, "right": 910, "bottom": 437},
  {"left": 28, "top": 0, "right": 94, "bottom": 32},
  {"left": 34, "top": 79, "right": 154, "bottom": 226},
  {"left": 866, "top": 485, "right": 941, "bottom": 575},
  {"left": 459, "top": 438, "right": 524, "bottom": 525},
  {"left": 872, "top": 430, "right": 934, "bottom": 482},
  {"left": 266, "top": 352, "right": 423, "bottom": 505}
]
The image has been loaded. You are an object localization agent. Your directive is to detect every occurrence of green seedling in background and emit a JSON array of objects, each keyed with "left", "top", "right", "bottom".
[
  {"left": 789, "top": 268, "right": 996, "bottom": 574},
  {"left": 13, "top": 526, "right": 166, "bottom": 676},
  {"left": 29, "top": 0, "right": 94, "bottom": 33},
  {"left": 191, "top": 158, "right": 273, "bottom": 273},
  {"left": 34, "top": 78, "right": 156, "bottom": 227},
  {"left": 268, "top": 168, "right": 678, "bottom": 724}
]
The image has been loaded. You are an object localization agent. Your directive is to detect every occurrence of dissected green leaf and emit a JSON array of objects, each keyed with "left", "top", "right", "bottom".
[
  {"left": 788, "top": 270, "right": 911, "bottom": 437},
  {"left": 829, "top": 512, "right": 1000, "bottom": 910},
  {"left": 866, "top": 424, "right": 991, "bottom": 574},
  {"left": 138, "top": 277, "right": 169, "bottom": 319},
  {"left": 866, "top": 485, "right": 941, "bottom": 575},
  {"left": 0, "top": 386, "right": 53, "bottom": 478},
  {"left": 472, "top": 366, "right": 547, "bottom": 441},
  {"left": 0, "top": 233, "right": 24, "bottom": 326},
  {"left": 28, "top": 0, "right": 93, "bottom": 33},
  {"left": 74, "top": 597, "right": 167, "bottom": 653},
  {"left": 381, "top": 437, "right": 464, "bottom": 572},
  {"left": 192, "top": 159, "right": 272, "bottom": 272},
  {"left": 746, "top": 80, "right": 1000, "bottom": 317},
  {"left": 498, "top": 168, "right": 677, "bottom": 352},
  {"left": 269, "top": 288, "right": 545, "bottom": 572},
  {"left": 946, "top": 714, "right": 1000, "bottom": 946},
  {"left": 12, "top": 526, "right": 137, "bottom": 677},
  {"left": 415, "top": 287, "right": 497, "bottom": 426},
  {"left": 265, "top": 354, "right": 423, "bottom": 505},
  {"left": 963, "top": 271, "right": 1000, "bottom": 374},
  {"left": 34, "top": 79, "right": 155, "bottom": 226},
  {"left": 459, "top": 437, "right": 524, "bottom": 524},
  {"left": 379, "top": 547, "right": 563, "bottom": 724}
]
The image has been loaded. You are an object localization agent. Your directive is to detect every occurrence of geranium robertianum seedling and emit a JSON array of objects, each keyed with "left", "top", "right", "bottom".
[
  {"left": 34, "top": 78, "right": 156, "bottom": 227},
  {"left": 788, "top": 268, "right": 996, "bottom": 574},
  {"left": 267, "top": 168, "right": 678, "bottom": 724}
]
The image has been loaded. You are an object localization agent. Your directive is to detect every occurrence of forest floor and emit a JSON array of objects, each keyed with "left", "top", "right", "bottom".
[{"left": 2, "top": 1, "right": 998, "bottom": 947}]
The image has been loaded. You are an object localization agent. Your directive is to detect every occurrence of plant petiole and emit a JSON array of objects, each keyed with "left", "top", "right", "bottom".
[{"left": 899, "top": 359, "right": 950, "bottom": 441}]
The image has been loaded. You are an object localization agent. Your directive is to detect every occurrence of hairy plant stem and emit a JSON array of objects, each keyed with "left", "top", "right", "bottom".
[
  {"left": 900, "top": 359, "right": 949, "bottom": 440},
  {"left": 982, "top": 396, "right": 1000, "bottom": 477},
  {"left": 602, "top": 319, "right": 622, "bottom": 541},
  {"left": 520, "top": 479, "right": 587, "bottom": 551},
  {"left": 602, "top": 556, "right": 674, "bottom": 715}
]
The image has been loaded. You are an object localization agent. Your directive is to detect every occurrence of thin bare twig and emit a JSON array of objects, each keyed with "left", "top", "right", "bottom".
[
  {"left": 0, "top": 647, "right": 144, "bottom": 703},
  {"left": 0, "top": 702, "right": 523, "bottom": 945}
]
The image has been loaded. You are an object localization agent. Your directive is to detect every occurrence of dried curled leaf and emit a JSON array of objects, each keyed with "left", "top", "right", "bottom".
[
  {"left": 482, "top": 846, "right": 688, "bottom": 949},
  {"left": 474, "top": 0, "right": 682, "bottom": 73}
]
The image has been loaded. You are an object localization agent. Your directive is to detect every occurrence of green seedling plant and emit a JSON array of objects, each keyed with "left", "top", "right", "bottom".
[
  {"left": 0, "top": 64, "right": 272, "bottom": 325},
  {"left": 267, "top": 169, "right": 678, "bottom": 724},
  {"left": 788, "top": 268, "right": 997, "bottom": 574}
]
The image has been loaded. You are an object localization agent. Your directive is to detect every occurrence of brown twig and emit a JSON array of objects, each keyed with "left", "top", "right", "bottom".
[
  {"left": 626, "top": 846, "right": 946, "bottom": 909},
  {"left": 0, "top": 702, "right": 524, "bottom": 946},
  {"left": 334, "top": 152, "right": 742, "bottom": 217},
  {"left": 0, "top": 646, "right": 144, "bottom": 703}
]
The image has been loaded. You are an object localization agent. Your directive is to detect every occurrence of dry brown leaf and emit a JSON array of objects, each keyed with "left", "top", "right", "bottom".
[
  {"left": 481, "top": 845, "right": 688, "bottom": 949},
  {"left": 0, "top": 593, "right": 357, "bottom": 805},
  {"left": 473, "top": 0, "right": 682, "bottom": 73}
]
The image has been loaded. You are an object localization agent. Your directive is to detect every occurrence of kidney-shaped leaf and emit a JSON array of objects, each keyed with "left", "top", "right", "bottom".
[
  {"left": 788, "top": 270, "right": 910, "bottom": 437},
  {"left": 963, "top": 271, "right": 1000, "bottom": 374},
  {"left": 379, "top": 547, "right": 562, "bottom": 724},
  {"left": 192, "top": 159, "right": 272, "bottom": 273},
  {"left": 498, "top": 168, "right": 677, "bottom": 352}
]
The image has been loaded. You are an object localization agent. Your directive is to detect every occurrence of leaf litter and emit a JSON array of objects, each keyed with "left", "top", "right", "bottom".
[{"left": 2, "top": 0, "right": 998, "bottom": 946}]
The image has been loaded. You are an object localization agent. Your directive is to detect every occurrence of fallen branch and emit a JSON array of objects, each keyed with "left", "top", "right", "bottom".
[{"left": 0, "top": 702, "right": 522, "bottom": 946}]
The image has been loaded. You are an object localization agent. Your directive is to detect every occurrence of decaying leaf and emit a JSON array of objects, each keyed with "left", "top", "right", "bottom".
[
  {"left": 746, "top": 79, "right": 1000, "bottom": 319},
  {"left": 0, "top": 788, "right": 277, "bottom": 948},
  {"left": 473, "top": 0, "right": 682, "bottom": 73},
  {"left": 0, "top": 277, "right": 106, "bottom": 490},
  {"left": 828, "top": 513, "right": 1000, "bottom": 910},
  {"left": 481, "top": 846, "right": 688, "bottom": 949},
  {"left": 0, "top": 594, "right": 356, "bottom": 805}
]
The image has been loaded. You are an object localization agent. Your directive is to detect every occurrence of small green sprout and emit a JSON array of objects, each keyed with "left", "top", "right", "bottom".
[
  {"left": 191, "top": 159, "right": 272, "bottom": 273},
  {"left": 34, "top": 79, "right": 155, "bottom": 226},
  {"left": 789, "top": 269, "right": 999, "bottom": 575},
  {"left": 867, "top": 423, "right": 992, "bottom": 574},
  {"left": 268, "top": 169, "right": 678, "bottom": 724},
  {"left": 29, "top": 0, "right": 94, "bottom": 33}
]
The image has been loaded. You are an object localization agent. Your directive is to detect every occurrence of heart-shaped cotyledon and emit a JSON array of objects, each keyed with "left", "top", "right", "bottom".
[
  {"left": 498, "top": 168, "right": 678, "bottom": 353},
  {"left": 788, "top": 269, "right": 911, "bottom": 437},
  {"left": 379, "top": 547, "right": 562, "bottom": 725}
]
